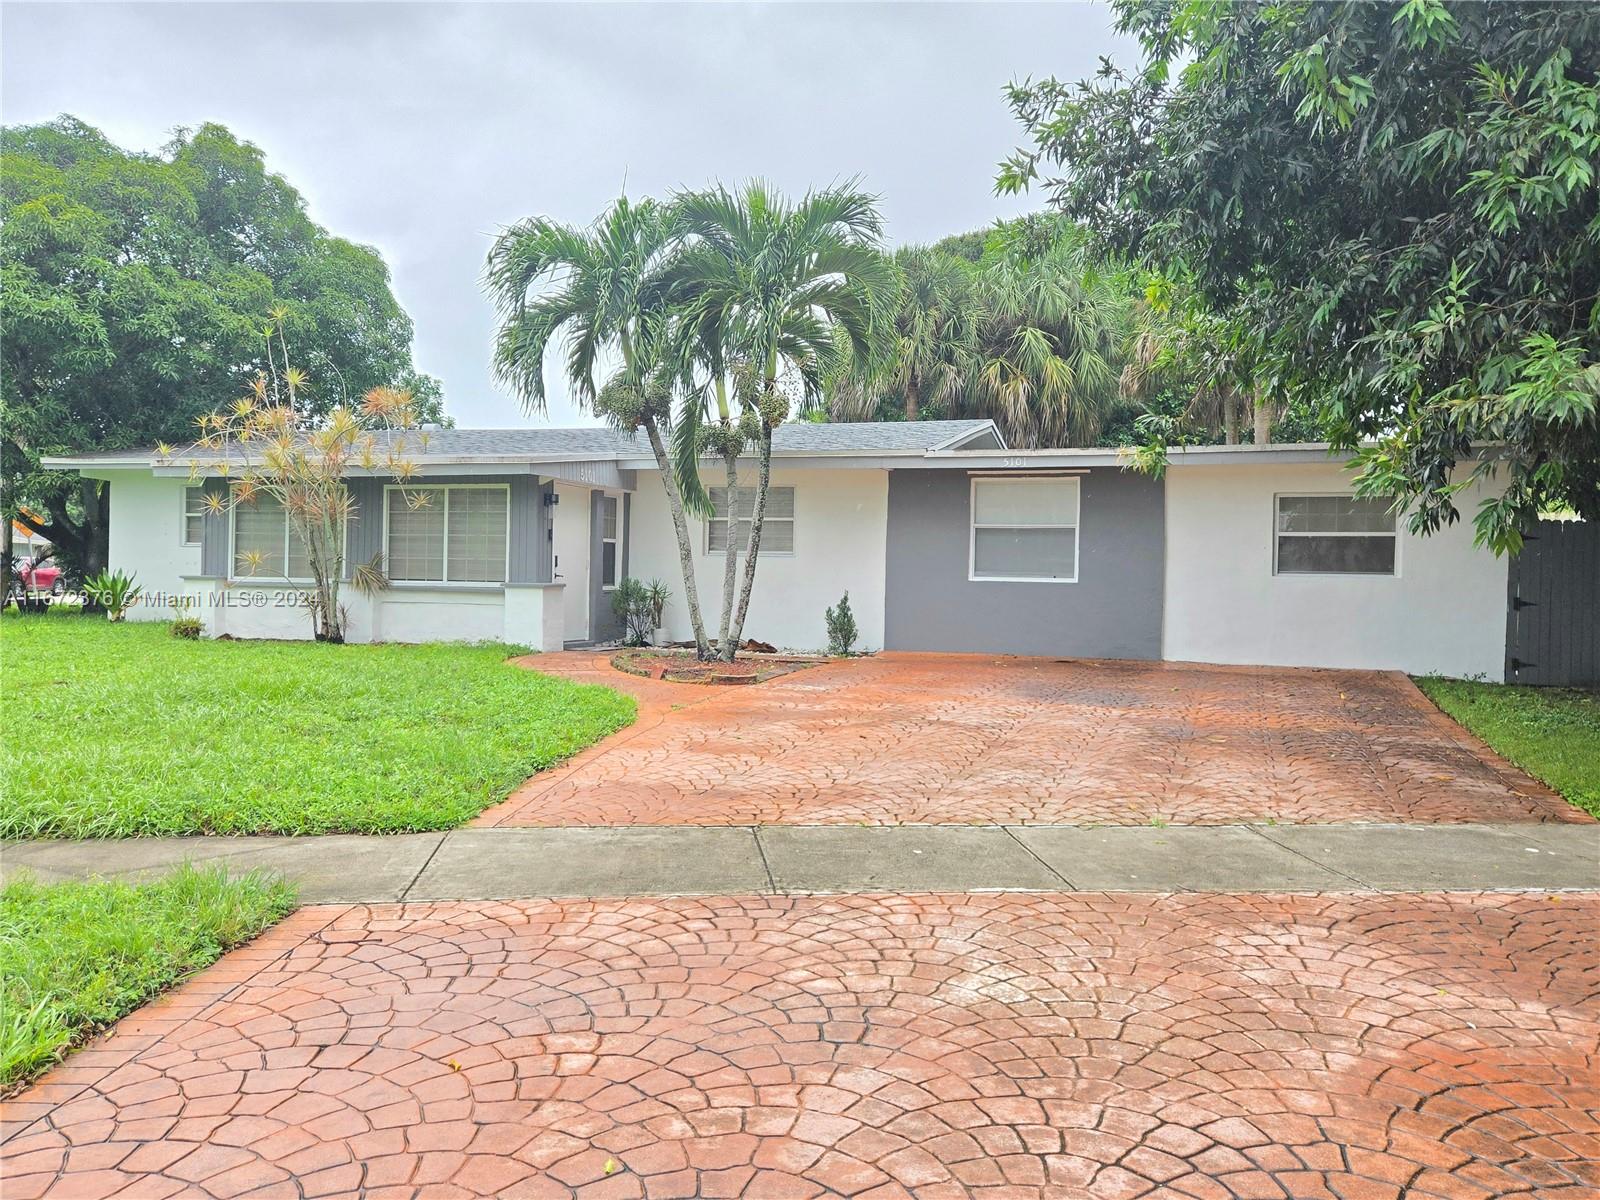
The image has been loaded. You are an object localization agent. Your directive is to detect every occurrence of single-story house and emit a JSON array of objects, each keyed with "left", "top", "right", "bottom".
[{"left": 45, "top": 419, "right": 1516, "bottom": 678}]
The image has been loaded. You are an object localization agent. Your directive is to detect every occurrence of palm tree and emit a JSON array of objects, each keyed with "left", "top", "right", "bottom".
[
  {"left": 830, "top": 246, "right": 984, "bottom": 423},
  {"left": 668, "top": 180, "right": 895, "bottom": 660},
  {"left": 970, "top": 222, "right": 1127, "bottom": 447},
  {"left": 484, "top": 196, "right": 714, "bottom": 657},
  {"left": 825, "top": 219, "right": 1130, "bottom": 447}
]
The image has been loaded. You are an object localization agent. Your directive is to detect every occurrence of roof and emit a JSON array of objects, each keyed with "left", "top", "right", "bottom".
[{"left": 41, "top": 419, "right": 1005, "bottom": 470}]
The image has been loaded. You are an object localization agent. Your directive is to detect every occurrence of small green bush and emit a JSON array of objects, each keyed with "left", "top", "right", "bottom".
[
  {"left": 825, "top": 591, "right": 858, "bottom": 656},
  {"left": 170, "top": 616, "right": 203, "bottom": 639}
]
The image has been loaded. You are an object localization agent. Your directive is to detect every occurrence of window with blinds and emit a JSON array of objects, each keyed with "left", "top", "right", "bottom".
[
  {"left": 386, "top": 486, "right": 507, "bottom": 584},
  {"left": 706, "top": 487, "right": 795, "bottom": 554}
]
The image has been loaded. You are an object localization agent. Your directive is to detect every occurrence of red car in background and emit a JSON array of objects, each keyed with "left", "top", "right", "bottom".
[{"left": 12, "top": 556, "right": 65, "bottom": 596}]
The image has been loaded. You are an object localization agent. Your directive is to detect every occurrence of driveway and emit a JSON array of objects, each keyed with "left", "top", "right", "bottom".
[
  {"left": 478, "top": 653, "right": 1583, "bottom": 827},
  {"left": 5, "top": 892, "right": 1595, "bottom": 1200}
]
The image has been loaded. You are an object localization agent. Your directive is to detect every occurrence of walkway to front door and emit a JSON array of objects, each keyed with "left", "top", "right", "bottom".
[{"left": 476, "top": 652, "right": 1587, "bottom": 828}]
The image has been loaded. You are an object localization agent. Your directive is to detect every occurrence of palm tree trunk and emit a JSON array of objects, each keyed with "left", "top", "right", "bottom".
[
  {"left": 716, "top": 444, "right": 740, "bottom": 660},
  {"left": 728, "top": 413, "right": 774, "bottom": 656},
  {"left": 1223, "top": 389, "right": 1241, "bottom": 446},
  {"left": 1252, "top": 390, "right": 1272, "bottom": 446},
  {"left": 905, "top": 377, "right": 919, "bottom": 421},
  {"left": 642, "top": 413, "right": 712, "bottom": 659}
]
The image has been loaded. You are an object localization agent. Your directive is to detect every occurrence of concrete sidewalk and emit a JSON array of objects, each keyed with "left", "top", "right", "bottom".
[{"left": 3, "top": 822, "right": 1595, "bottom": 900}]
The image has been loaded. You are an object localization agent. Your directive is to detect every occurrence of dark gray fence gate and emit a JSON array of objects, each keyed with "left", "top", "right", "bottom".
[{"left": 1505, "top": 518, "right": 1599, "bottom": 686}]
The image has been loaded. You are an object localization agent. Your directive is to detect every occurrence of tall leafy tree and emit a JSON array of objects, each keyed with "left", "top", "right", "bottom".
[
  {"left": 1, "top": 117, "right": 445, "bottom": 577},
  {"left": 484, "top": 196, "right": 715, "bottom": 657},
  {"left": 999, "top": 0, "right": 1600, "bottom": 550},
  {"left": 668, "top": 181, "right": 895, "bottom": 661}
]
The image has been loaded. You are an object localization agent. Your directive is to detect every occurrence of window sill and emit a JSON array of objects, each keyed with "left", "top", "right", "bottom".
[
  {"left": 968, "top": 574, "right": 1078, "bottom": 584},
  {"left": 386, "top": 580, "right": 506, "bottom": 592}
]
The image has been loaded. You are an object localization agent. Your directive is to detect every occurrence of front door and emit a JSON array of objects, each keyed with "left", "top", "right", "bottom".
[{"left": 552, "top": 484, "right": 590, "bottom": 641}]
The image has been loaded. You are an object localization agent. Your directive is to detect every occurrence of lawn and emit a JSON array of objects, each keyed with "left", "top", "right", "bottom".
[
  {"left": 1416, "top": 677, "right": 1600, "bottom": 819},
  {"left": 1, "top": 866, "right": 296, "bottom": 1091},
  {"left": 1, "top": 615, "right": 636, "bottom": 837}
]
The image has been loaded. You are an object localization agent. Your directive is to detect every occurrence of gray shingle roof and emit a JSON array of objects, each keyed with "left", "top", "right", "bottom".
[{"left": 45, "top": 420, "right": 999, "bottom": 466}]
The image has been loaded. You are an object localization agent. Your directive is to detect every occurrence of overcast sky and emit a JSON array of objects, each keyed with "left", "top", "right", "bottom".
[{"left": 3, "top": 1, "right": 1133, "bottom": 428}]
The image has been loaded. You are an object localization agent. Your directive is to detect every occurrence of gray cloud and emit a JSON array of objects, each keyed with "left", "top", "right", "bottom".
[{"left": 2, "top": 1, "right": 1132, "bottom": 427}]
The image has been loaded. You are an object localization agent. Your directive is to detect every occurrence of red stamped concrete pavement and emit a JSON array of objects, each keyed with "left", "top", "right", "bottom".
[
  {"left": 477, "top": 653, "right": 1584, "bottom": 828},
  {"left": 4, "top": 892, "right": 1597, "bottom": 1199}
]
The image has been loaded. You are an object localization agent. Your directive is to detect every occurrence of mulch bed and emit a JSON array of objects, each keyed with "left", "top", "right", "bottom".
[{"left": 612, "top": 648, "right": 829, "bottom": 685}]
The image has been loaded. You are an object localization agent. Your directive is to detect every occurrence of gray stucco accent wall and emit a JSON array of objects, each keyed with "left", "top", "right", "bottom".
[{"left": 884, "top": 468, "right": 1164, "bottom": 659}]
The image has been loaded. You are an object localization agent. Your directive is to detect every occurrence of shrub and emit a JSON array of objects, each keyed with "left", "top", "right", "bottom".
[
  {"left": 825, "top": 591, "right": 858, "bottom": 656},
  {"left": 82, "top": 570, "right": 141, "bottom": 621},
  {"left": 612, "top": 577, "right": 671, "bottom": 646},
  {"left": 170, "top": 617, "right": 203, "bottom": 639}
]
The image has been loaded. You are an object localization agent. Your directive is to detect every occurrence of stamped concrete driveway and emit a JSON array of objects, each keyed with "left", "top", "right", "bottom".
[
  {"left": 4, "top": 891, "right": 1596, "bottom": 1200},
  {"left": 478, "top": 653, "right": 1583, "bottom": 828}
]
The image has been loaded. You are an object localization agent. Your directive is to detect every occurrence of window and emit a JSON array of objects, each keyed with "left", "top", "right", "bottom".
[
  {"left": 232, "top": 493, "right": 312, "bottom": 579},
  {"left": 182, "top": 486, "right": 207, "bottom": 546},
  {"left": 707, "top": 487, "right": 794, "bottom": 554},
  {"left": 600, "top": 495, "right": 619, "bottom": 588},
  {"left": 1275, "top": 494, "right": 1397, "bottom": 575},
  {"left": 970, "top": 476, "right": 1079, "bottom": 582},
  {"left": 386, "top": 485, "right": 508, "bottom": 584}
]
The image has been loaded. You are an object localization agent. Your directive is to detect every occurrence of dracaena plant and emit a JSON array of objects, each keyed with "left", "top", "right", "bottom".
[{"left": 159, "top": 310, "right": 425, "bottom": 643}]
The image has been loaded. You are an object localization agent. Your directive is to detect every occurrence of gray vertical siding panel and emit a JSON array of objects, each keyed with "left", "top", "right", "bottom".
[
  {"left": 883, "top": 468, "right": 1165, "bottom": 659},
  {"left": 344, "top": 478, "right": 384, "bottom": 580},
  {"left": 506, "top": 475, "right": 544, "bottom": 584},
  {"left": 589, "top": 491, "right": 623, "bottom": 642},
  {"left": 199, "top": 478, "right": 230, "bottom": 577}
]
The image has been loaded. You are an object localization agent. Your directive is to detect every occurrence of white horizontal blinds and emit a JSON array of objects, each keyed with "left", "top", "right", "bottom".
[
  {"left": 708, "top": 487, "right": 795, "bottom": 554},
  {"left": 387, "top": 487, "right": 445, "bottom": 581},
  {"left": 234, "top": 494, "right": 287, "bottom": 576},
  {"left": 387, "top": 486, "right": 508, "bottom": 583},
  {"left": 446, "top": 488, "right": 508, "bottom": 583},
  {"left": 183, "top": 487, "right": 206, "bottom": 545},
  {"left": 972, "top": 477, "right": 1078, "bottom": 580},
  {"left": 232, "top": 493, "right": 314, "bottom": 579},
  {"left": 600, "top": 495, "right": 619, "bottom": 586},
  {"left": 1276, "top": 495, "right": 1396, "bottom": 574}
]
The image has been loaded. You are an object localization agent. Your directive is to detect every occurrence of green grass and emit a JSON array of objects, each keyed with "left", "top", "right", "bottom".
[
  {"left": 1415, "top": 677, "right": 1600, "bottom": 819},
  {"left": 1, "top": 866, "right": 296, "bottom": 1091},
  {"left": 0, "top": 615, "right": 636, "bottom": 838}
]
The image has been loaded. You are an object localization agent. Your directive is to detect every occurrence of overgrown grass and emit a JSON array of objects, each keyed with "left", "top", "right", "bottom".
[
  {"left": 0, "top": 866, "right": 296, "bottom": 1091},
  {"left": 1, "top": 616, "right": 635, "bottom": 837},
  {"left": 1415, "top": 677, "right": 1600, "bottom": 819}
]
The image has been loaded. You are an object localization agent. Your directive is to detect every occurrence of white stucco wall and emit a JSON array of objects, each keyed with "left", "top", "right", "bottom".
[
  {"left": 102, "top": 471, "right": 203, "bottom": 622},
  {"left": 628, "top": 467, "right": 889, "bottom": 652},
  {"left": 1163, "top": 462, "right": 1509, "bottom": 678}
]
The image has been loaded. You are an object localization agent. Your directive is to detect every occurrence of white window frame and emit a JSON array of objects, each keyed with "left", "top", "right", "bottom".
[
  {"left": 600, "top": 494, "right": 620, "bottom": 591},
  {"left": 181, "top": 485, "right": 207, "bottom": 547},
  {"left": 381, "top": 483, "right": 511, "bottom": 587},
  {"left": 704, "top": 486, "right": 796, "bottom": 558},
  {"left": 227, "top": 493, "right": 333, "bottom": 584},
  {"left": 968, "top": 475, "right": 1081, "bottom": 584},
  {"left": 1272, "top": 491, "right": 1400, "bottom": 578}
]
